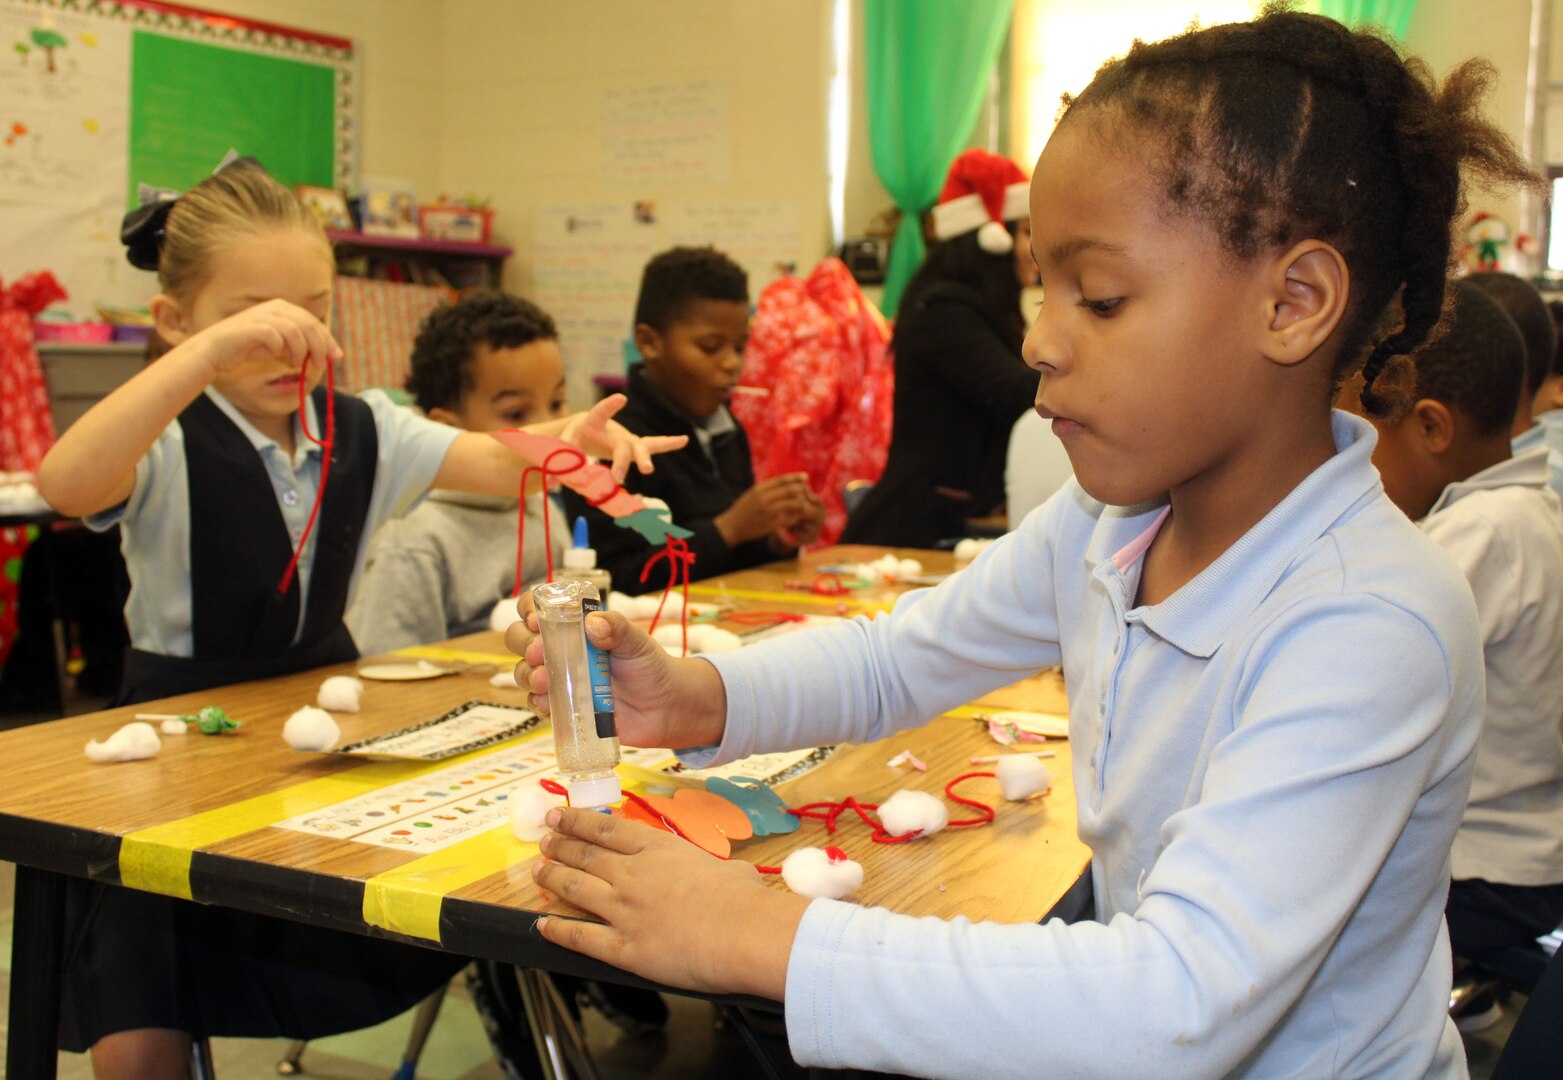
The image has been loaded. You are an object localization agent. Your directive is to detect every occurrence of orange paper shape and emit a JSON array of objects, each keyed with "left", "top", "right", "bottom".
[
  {"left": 613, "top": 796, "right": 676, "bottom": 835},
  {"left": 637, "top": 789, "right": 754, "bottom": 857}
]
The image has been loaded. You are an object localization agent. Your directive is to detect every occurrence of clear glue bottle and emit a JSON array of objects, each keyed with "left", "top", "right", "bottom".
[
  {"left": 560, "top": 516, "right": 612, "bottom": 597},
  {"left": 531, "top": 577, "right": 621, "bottom": 810}
]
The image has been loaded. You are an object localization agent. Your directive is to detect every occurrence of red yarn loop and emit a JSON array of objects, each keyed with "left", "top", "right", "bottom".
[
  {"left": 513, "top": 445, "right": 589, "bottom": 594},
  {"left": 639, "top": 535, "right": 696, "bottom": 654},
  {"left": 278, "top": 356, "right": 336, "bottom": 595}
]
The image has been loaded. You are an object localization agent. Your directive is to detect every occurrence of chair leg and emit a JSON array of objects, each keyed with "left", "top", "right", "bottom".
[
  {"left": 274, "top": 1040, "right": 306, "bottom": 1075},
  {"left": 389, "top": 985, "right": 449, "bottom": 1080},
  {"left": 188, "top": 1037, "right": 216, "bottom": 1080}
]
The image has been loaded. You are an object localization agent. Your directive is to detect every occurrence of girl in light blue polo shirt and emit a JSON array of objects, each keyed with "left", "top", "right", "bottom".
[
  {"left": 35, "top": 162, "right": 682, "bottom": 1078},
  {"left": 514, "top": 11, "right": 1532, "bottom": 1079}
]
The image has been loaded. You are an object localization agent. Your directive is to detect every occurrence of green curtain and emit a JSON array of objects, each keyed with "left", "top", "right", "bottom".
[
  {"left": 1312, "top": 0, "right": 1417, "bottom": 41},
  {"left": 865, "top": 0, "right": 1015, "bottom": 316}
]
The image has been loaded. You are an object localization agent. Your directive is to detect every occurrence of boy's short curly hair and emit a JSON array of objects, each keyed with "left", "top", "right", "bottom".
[
  {"left": 633, "top": 246, "right": 748, "bottom": 333},
  {"left": 1408, "top": 278, "right": 1525, "bottom": 438},
  {"left": 406, "top": 291, "right": 557, "bottom": 413},
  {"left": 1465, "top": 272, "right": 1557, "bottom": 397}
]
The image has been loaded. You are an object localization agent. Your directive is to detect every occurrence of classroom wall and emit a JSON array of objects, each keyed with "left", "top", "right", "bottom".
[
  {"left": 1403, "top": 0, "right": 1540, "bottom": 256},
  {"left": 436, "top": 0, "right": 835, "bottom": 299}
]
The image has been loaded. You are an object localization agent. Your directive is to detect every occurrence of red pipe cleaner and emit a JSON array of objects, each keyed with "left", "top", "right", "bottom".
[
  {"left": 639, "top": 535, "right": 696, "bottom": 655},
  {"left": 513, "top": 446, "right": 589, "bottom": 593},
  {"left": 278, "top": 356, "right": 336, "bottom": 595}
]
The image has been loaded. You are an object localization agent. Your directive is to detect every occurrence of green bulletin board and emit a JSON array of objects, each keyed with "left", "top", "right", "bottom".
[{"left": 128, "top": 31, "right": 336, "bottom": 204}]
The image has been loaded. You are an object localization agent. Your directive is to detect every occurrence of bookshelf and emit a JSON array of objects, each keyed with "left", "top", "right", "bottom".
[{"left": 325, "top": 230, "right": 513, "bottom": 291}]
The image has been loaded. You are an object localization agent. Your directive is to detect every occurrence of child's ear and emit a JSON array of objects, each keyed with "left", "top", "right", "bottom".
[
  {"left": 425, "top": 405, "right": 462, "bottom": 428},
  {"left": 633, "top": 323, "right": 663, "bottom": 362},
  {"left": 1263, "top": 241, "right": 1349, "bottom": 367},
  {"left": 150, "top": 293, "right": 190, "bottom": 346},
  {"left": 1410, "top": 398, "right": 1456, "bottom": 455}
]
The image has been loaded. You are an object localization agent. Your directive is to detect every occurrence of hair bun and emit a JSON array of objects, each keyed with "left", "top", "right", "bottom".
[{"left": 120, "top": 198, "right": 176, "bottom": 271}]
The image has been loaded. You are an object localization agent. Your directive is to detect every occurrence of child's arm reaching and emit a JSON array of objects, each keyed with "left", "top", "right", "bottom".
[
  {"left": 431, "top": 393, "right": 687, "bottom": 496},
  {"left": 37, "top": 300, "right": 341, "bottom": 517}
]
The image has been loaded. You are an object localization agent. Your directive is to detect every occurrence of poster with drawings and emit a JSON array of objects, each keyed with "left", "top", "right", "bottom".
[
  {"left": 0, "top": 1, "right": 142, "bottom": 305},
  {"left": 532, "top": 197, "right": 801, "bottom": 407},
  {"left": 275, "top": 737, "right": 559, "bottom": 852}
]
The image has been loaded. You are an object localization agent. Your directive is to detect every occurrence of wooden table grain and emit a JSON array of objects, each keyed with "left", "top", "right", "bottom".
[{"left": 0, "top": 545, "right": 1089, "bottom": 1077}]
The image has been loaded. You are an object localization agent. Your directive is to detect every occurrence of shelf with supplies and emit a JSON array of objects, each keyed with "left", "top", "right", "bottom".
[{"left": 325, "top": 230, "right": 513, "bottom": 291}]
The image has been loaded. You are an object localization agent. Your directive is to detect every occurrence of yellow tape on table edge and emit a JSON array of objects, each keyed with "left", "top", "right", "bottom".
[
  {"left": 361, "top": 768, "right": 659, "bottom": 942},
  {"left": 395, "top": 644, "right": 518, "bottom": 667},
  {"left": 119, "top": 743, "right": 520, "bottom": 901},
  {"left": 686, "top": 584, "right": 895, "bottom": 613}
]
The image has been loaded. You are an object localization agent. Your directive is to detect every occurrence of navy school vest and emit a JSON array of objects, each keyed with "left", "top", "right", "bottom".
[{"left": 117, "top": 388, "right": 377, "bottom": 704}]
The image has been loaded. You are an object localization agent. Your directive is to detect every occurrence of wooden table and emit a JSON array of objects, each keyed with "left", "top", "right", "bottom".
[{"left": 0, "top": 547, "right": 1088, "bottom": 1077}]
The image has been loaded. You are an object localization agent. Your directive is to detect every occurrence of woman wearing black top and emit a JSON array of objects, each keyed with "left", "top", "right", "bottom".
[{"left": 843, "top": 149, "right": 1039, "bottom": 547}]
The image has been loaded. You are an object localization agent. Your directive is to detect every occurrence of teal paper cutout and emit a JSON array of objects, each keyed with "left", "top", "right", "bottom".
[
  {"left": 615, "top": 506, "right": 695, "bottom": 545},
  {"left": 706, "top": 777, "right": 799, "bottom": 836}
]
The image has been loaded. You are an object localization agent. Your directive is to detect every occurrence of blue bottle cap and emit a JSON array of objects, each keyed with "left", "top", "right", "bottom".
[{"left": 572, "top": 515, "right": 589, "bottom": 549}]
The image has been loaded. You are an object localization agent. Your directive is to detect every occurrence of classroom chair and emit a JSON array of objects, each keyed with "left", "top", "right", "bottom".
[
  {"left": 1449, "top": 939, "right": 1555, "bottom": 1024},
  {"left": 273, "top": 985, "right": 449, "bottom": 1080}
]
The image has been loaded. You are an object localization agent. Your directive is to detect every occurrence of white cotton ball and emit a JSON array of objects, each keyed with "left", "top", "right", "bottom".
[
  {"left": 489, "top": 595, "right": 524, "bottom": 632},
  {"left": 283, "top": 706, "right": 340, "bottom": 752},
  {"left": 996, "top": 755, "right": 1053, "bottom": 801},
  {"left": 317, "top": 675, "right": 365, "bottom": 713},
  {"left": 159, "top": 719, "right": 187, "bottom": 736},
  {"left": 895, "top": 558, "right": 923, "bottom": 579},
  {"left": 953, "top": 538, "right": 991, "bottom": 562},
  {"left": 877, "top": 789, "right": 949, "bottom": 838},
  {"left": 780, "top": 847, "right": 864, "bottom": 900},
  {"left": 651, "top": 624, "right": 688, "bottom": 655},
  {"left": 607, "top": 590, "right": 638, "bottom": 613},
  {"left": 85, "top": 722, "right": 161, "bottom": 763},
  {"left": 510, "top": 782, "right": 568, "bottom": 842},
  {"left": 489, "top": 669, "right": 520, "bottom": 689},
  {"left": 691, "top": 626, "right": 742, "bottom": 653}
]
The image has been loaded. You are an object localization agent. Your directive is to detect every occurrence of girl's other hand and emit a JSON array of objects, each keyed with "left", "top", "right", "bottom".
[
  {"left": 505, "top": 604, "right": 727, "bottom": 751},
  {"left": 533, "top": 807, "right": 808, "bottom": 999},
  {"left": 191, "top": 298, "right": 343, "bottom": 375},
  {"left": 561, "top": 393, "right": 689, "bottom": 482}
]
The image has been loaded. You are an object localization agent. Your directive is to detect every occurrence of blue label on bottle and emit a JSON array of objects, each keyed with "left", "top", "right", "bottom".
[{"left": 581, "top": 596, "right": 616, "bottom": 739}]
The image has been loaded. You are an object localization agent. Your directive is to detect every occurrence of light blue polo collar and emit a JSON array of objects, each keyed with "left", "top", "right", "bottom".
[{"left": 1086, "top": 410, "right": 1384, "bottom": 658}]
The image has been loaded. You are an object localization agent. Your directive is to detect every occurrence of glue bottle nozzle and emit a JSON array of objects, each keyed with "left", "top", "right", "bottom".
[{"left": 572, "top": 515, "right": 589, "bottom": 550}]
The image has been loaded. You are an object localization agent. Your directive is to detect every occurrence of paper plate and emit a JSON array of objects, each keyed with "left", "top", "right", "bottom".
[{"left": 357, "top": 663, "right": 457, "bottom": 682}]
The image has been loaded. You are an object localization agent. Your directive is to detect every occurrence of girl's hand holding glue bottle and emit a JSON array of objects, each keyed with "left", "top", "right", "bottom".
[{"left": 506, "top": 601, "right": 805, "bottom": 997}]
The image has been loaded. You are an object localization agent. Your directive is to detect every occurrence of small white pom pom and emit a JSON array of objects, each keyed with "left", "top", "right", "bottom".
[
  {"left": 690, "top": 626, "right": 743, "bottom": 654},
  {"left": 996, "top": 755, "right": 1052, "bottom": 801},
  {"left": 953, "top": 538, "right": 991, "bottom": 562},
  {"left": 651, "top": 624, "right": 687, "bottom": 655},
  {"left": 510, "top": 782, "right": 568, "bottom": 842},
  {"left": 977, "top": 219, "right": 1014, "bottom": 254},
  {"left": 317, "top": 675, "right": 365, "bottom": 713},
  {"left": 877, "top": 789, "right": 948, "bottom": 838},
  {"left": 607, "top": 590, "right": 638, "bottom": 613},
  {"left": 159, "top": 719, "right": 187, "bottom": 736},
  {"left": 896, "top": 557, "right": 923, "bottom": 579},
  {"left": 85, "top": 722, "right": 161, "bottom": 763},
  {"left": 489, "top": 595, "right": 524, "bottom": 632},
  {"left": 780, "top": 846, "right": 864, "bottom": 899},
  {"left": 283, "top": 706, "right": 340, "bottom": 752},
  {"left": 489, "top": 670, "right": 519, "bottom": 689}
]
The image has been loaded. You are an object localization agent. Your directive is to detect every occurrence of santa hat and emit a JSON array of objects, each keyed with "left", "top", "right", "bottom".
[{"left": 931, "top": 149, "right": 1030, "bottom": 255}]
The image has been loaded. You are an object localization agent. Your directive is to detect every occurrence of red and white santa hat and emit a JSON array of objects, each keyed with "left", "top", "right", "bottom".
[{"left": 931, "top": 148, "right": 1030, "bottom": 255}]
